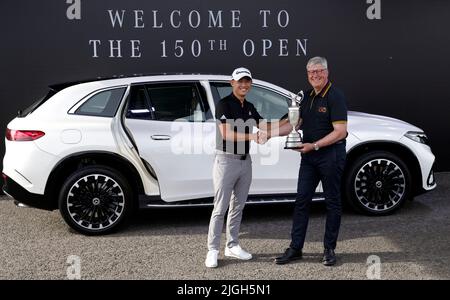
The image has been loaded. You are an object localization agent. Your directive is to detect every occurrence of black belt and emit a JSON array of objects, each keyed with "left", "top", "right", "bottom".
[{"left": 216, "top": 152, "right": 249, "bottom": 160}]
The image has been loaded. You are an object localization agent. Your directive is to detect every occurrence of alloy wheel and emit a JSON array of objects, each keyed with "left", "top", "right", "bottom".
[
  {"left": 354, "top": 158, "right": 406, "bottom": 212},
  {"left": 66, "top": 174, "right": 125, "bottom": 231}
]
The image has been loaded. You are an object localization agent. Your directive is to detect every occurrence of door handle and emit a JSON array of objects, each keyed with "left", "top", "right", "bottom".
[{"left": 151, "top": 135, "right": 171, "bottom": 140}]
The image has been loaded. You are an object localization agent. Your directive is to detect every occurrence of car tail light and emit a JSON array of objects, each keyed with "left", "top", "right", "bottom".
[{"left": 5, "top": 128, "right": 45, "bottom": 141}]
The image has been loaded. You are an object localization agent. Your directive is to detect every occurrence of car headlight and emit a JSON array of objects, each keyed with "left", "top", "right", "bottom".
[{"left": 404, "top": 131, "right": 429, "bottom": 145}]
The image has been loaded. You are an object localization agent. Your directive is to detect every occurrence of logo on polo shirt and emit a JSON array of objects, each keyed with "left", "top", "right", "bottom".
[
  {"left": 220, "top": 115, "right": 226, "bottom": 120},
  {"left": 318, "top": 107, "right": 327, "bottom": 113}
]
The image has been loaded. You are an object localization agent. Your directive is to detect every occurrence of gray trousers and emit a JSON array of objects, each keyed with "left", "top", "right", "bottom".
[{"left": 207, "top": 153, "right": 252, "bottom": 250}]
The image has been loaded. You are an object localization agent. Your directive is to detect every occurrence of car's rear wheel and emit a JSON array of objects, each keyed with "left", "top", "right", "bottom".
[
  {"left": 58, "top": 166, "right": 133, "bottom": 235},
  {"left": 344, "top": 151, "right": 411, "bottom": 215}
]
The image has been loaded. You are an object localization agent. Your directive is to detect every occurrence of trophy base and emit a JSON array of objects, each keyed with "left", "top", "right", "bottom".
[
  {"left": 285, "top": 132, "right": 303, "bottom": 149},
  {"left": 284, "top": 143, "right": 304, "bottom": 150}
]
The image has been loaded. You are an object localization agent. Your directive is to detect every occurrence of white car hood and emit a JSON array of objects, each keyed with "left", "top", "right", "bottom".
[{"left": 348, "top": 111, "right": 423, "bottom": 142}]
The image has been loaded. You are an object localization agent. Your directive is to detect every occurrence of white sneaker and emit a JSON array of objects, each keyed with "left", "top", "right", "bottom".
[
  {"left": 205, "top": 250, "right": 219, "bottom": 268},
  {"left": 224, "top": 245, "right": 252, "bottom": 260}
]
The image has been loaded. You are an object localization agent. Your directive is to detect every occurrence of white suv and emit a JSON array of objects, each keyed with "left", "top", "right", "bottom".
[{"left": 2, "top": 74, "right": 436, "bottom": 235}]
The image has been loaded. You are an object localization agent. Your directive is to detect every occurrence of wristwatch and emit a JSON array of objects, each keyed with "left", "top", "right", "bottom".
[{"left": 313, "top": 143, "right": 320, "bottom": 151}]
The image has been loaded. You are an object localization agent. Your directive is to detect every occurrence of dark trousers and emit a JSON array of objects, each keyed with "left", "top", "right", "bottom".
[{"left": 290, "top": 142, "right": 346, "bottom": 250}]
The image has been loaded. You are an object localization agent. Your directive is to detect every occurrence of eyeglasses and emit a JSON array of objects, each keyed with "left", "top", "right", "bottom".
[{"left": 307, "top": 69, "right": 326, "bottom": 75}]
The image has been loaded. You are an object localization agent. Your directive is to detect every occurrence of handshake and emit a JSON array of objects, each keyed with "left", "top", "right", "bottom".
[{"left": 256, "top": 130, "right": 270, "bottom": 144}]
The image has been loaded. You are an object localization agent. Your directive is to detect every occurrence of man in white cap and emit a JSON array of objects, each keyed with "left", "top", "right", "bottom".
[{"left": 205, "top": 67, "right": 270, "bottom": 268}]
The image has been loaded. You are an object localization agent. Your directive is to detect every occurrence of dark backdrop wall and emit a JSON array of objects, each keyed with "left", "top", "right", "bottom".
[{"left": 1, "top": 0, "right": 449, "bottom": 180}]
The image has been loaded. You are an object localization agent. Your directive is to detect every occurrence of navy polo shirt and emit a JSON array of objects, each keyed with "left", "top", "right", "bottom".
[
  {"left": 300, "top": 82, "right": 348, "bottom": 143},
  {"left": 215, "top": 93, "right": 263, "bottom": 155}
]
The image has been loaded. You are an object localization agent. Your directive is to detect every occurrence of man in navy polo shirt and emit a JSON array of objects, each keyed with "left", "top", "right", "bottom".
[{"left": 274, "top": 56, "right": 348, "bottom": 266}]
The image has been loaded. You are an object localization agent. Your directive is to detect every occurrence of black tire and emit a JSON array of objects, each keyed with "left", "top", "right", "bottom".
[
  {"left": 58, "top": 165, "right": 134, "bottom": 235},
  {"left": 344, "top": 151, "right": 411, "bottom": 215}
]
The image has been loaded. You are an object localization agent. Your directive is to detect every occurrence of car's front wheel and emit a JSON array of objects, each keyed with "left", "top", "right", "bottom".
[
  {"left": 58, "top": 166, "right": 133, "bottom": 235},
  {"left": 344, "top": 151, "right": 411, "bottom": 215}
]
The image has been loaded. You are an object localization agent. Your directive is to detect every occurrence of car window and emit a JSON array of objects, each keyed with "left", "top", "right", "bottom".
[
  {"left": 126, "top": 85, "right": 153, "bottom": 120},
  {"left": 75, "top": 87, "right": 126, "bottom": 117},
  {"left": 210, "top": 82, "right": 289, "bottom": 121},
  {"left": 146, "top": 83, "right": 211, "bottom": 122}
]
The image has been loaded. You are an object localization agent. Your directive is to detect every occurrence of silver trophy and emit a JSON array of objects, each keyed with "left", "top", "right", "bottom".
[{"left": 284, "top": 91, "right": 304, "bottom": 149}]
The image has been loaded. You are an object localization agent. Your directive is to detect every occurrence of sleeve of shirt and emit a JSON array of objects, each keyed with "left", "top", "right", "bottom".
[
  {"left": 299, "top": 100, "right": 305, "bottom": 120},
  {"left": 215, "top": 100, "right": 232, "bottom": 124},
  {"left": 249, "top": 103, "right": 264, "bottom": 125},
  {"left": 329, "top": 90, "right": 348, "bottom": 124},
  {"left": 299, "top": 91, "right": 311, "bottom": 120}
]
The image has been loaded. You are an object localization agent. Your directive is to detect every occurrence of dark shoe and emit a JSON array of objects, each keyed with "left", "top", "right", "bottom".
[
  {"left": 275, "top": 248, "right": 302, "bottom": 265},
  {"left": 322, "top": 248, "right": 336, "bottom": 266}
]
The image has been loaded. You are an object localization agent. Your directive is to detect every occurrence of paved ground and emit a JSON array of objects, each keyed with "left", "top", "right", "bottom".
[{"left": 1, "top": 173, "right": 449, "bottom": 280}]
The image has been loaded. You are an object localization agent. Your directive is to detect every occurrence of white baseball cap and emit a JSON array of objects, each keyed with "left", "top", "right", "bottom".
[{"left": 231, "top": 67, "right": 252, "bottom": 81}]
